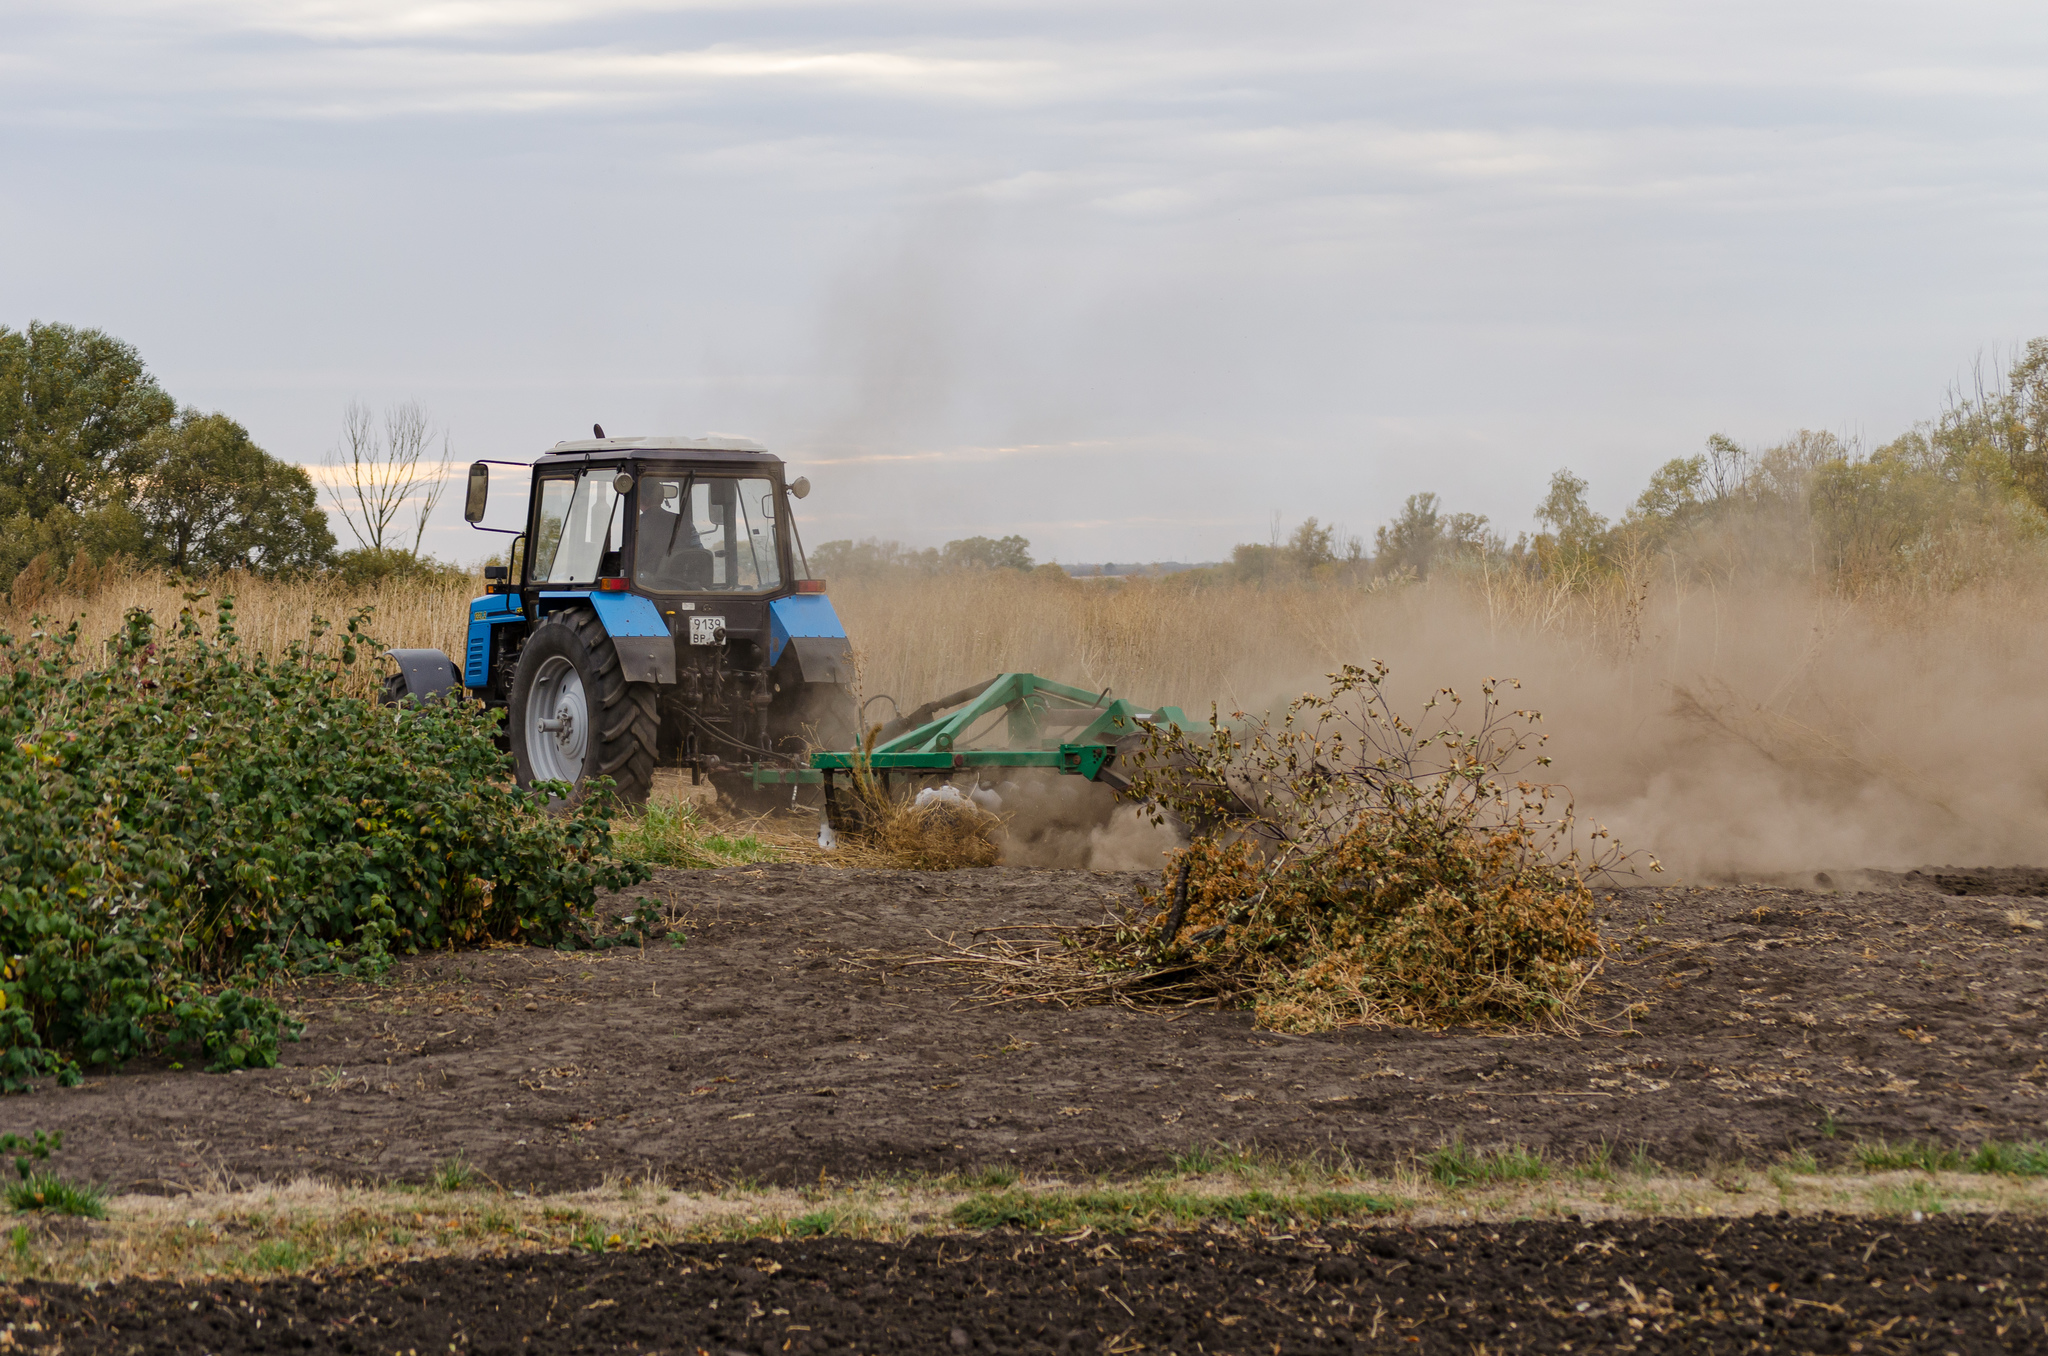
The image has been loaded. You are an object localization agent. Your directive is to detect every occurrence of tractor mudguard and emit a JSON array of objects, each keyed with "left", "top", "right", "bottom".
[
  {"left": 768, "top": 594, "right": 853, "bottom": 685},
  {"left": 463, "top": 592, "right": 524, "bottom": 688},
  {"left": 387, "top": 648, "right": 462, "bottom": 701},
  {"left": 540, "top": 591, "right": 678, "bottom": 685}
]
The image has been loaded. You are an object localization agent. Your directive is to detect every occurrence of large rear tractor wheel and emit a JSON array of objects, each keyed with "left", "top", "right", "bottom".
[{"left": 510, "top": 610, "right": 659, "bottom": 808}]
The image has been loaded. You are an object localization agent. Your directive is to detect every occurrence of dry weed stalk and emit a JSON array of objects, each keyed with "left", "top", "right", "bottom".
[
  {"left": 897, "top": 926, "right": 1219, "bottom": 1012},
  {"left": 826, "top": 729, "right": 1004, "bottom": 870}
]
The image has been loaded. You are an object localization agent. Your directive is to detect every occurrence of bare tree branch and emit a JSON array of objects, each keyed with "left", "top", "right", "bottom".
[{"left": 327, "top": 398, "right": 449, "bottom": 555}]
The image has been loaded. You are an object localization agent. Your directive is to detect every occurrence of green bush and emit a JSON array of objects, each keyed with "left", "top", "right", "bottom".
[{"left": 0, "top": 595, "right": 647, "bottom": 1087}]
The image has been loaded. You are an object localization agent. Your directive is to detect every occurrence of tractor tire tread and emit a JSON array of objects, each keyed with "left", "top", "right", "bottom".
[{"left": 510, "top": 607, "right": 659, "bottom": 807}]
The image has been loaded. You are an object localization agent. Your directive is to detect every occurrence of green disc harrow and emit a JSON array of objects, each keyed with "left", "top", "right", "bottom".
[{"left": 748, "top": 672, "right": 1198, "bottom": 819}]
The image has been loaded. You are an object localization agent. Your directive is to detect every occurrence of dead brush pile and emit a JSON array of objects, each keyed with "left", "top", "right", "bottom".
[
  {"left": 829, "top": 743, "right": 1004, "bottom": 870},
  {"left": 1115, "top": 663, "right": 1627, "bottom": 1031}
]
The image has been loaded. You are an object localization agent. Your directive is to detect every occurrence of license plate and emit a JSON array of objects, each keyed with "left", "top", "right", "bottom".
[{"left": 689, "top": 615, "right": 726, "bottom": 645}]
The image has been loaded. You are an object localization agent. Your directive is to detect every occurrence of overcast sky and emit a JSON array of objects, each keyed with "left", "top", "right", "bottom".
[{"left": 6, "top": 1, "right": 2047, "bottom": 563}]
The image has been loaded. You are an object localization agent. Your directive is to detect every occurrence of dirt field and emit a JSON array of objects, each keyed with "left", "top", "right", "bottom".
[
  {"left": 7, "top": 862, "right": 2048, "bottom": 1352},
  {"left": 11, "top": 864, "right": 2048, "bottom": 1192},
  {"left": 8, "top": 1214, "right": 2046, "bottom": 1353}
]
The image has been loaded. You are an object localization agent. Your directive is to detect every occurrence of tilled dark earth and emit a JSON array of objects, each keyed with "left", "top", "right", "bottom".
[
  {"left": 10, "top": 863, "right": 2048, "bottom": 1352},
  {"left": 18, "top": 864, "right": 2048, "bottom": 1190},
  {"left": 9, "top": 1215, "right": 2046, "bottom": 1353}
]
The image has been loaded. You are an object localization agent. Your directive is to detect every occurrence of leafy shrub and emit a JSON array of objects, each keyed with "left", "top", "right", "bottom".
[
  {"left": 0, "top": 594, "right": 646, "bottom": 1087},
  {"left": 1125, "top": 662, "right": 1620, "bottom": 1031}
]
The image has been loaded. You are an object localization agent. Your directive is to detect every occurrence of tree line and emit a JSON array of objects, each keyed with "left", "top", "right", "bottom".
[
  {"left": 811, "top": 534, "right": 1038, "bottom": 578},
  {"left": 1209, "top": 338, "right": 2048, "bottom": 592},
  {"left": 0, "top": 322, "right": 331, "bottom": 580},
  {"left": 2, "top": 321, "right": 460, "bottom": 598}
]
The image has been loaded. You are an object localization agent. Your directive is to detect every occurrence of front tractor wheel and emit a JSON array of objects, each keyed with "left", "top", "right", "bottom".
[{"left": 510, "top": 610, "right": 659, "bottom": 807}]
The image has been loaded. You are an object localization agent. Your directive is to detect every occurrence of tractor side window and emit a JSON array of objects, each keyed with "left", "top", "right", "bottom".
[
  {"left": 531, "top": 471, "right": 619, "bottom": 585},
  {"left": 529, "top": 477, "right": 576, "bottom": 583}
]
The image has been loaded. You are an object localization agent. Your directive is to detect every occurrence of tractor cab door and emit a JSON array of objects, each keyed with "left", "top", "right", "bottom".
[{"left": 528, "top": 469, "right": 624, "bottom": 585}]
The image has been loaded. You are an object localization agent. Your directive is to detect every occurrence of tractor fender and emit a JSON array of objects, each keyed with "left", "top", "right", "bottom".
[
  {"left": 768, "top": 594, "right": 854, "bottom": 685},
  {"left": 463, "top": 592, "right": 525, "bottom": 689},
  {"left": 385, "top": 648, "right": 463, "bottom": 703},
  {"left": 539, "top": 592, "right": 678, "bottom": 685}
]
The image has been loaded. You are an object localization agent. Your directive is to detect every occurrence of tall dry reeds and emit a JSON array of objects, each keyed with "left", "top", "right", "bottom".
[
  {"left": 14, "top": 547, "right": 2048, "bottom": 879},
  {"left": 0, "top": 562, "right": 477, "bottom": 699},
  {"left": 836, "top": 560, "right": 2048, "bottom": 880}
]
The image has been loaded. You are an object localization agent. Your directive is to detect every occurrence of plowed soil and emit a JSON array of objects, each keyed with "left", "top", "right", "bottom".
[
  {"left": 8, "top": 1215, "right": 2047, "bottom": 1353},
  {"left": 13, "top": 864, "right": 2048, "bottom": 1191}
]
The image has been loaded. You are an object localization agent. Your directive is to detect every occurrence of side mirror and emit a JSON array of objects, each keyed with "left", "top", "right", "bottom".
[
  {"left": 789, "top": 476, "right": 811, "bottom": 500},
  {"left": 482, "top": 565, "right": 508, "bottom": 581},
  {"left": 464, "top": 462, "right": 490, "bottom": 524}
]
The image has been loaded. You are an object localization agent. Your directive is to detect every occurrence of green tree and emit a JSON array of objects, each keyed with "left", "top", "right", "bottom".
[
  {"left": 1374, "top": 494, "right": 1441, "bottom": 576},
  {"left": 132, "top": 412, "right": 336, "bottom": 574},
  {"left": 941, "top": 534, "right": 1034, "bottom": 571},
  {"left": 1533, "top": 468, "right": 1609, "bottom": 568},
  {"left": 810, "top": 538, "right": 940, "bottom": 577},
  {"left": 1285, "top": 517, "right": 1336, "bottom": 568},
  {"left": 0, "top": 322, "right": 176, "bottom": 574},
  {"left": 1372, "top": 495, "right": 1499, "bottom": 578}
]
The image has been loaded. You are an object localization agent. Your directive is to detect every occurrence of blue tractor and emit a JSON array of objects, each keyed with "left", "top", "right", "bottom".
[{"left": 385, "top": 430, "right": 855, "bottom": 808}]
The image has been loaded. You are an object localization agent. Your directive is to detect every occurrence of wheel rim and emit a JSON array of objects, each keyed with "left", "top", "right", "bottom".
[{"left": 526, "top": 654, "right": 589, "bottom": 784}]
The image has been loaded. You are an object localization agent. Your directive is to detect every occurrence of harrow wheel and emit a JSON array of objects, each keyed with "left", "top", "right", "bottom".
[{"left": 509, "top": 609, "right": 658, "bottom": 807}]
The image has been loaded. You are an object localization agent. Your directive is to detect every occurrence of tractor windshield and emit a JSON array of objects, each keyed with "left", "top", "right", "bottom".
[{"left": 635, "top": 473, "right": 783, "bottom": 593}]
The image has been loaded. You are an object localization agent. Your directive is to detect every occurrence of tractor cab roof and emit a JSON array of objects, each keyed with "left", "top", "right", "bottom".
[{"left": 542, "top": 434, "right": 777, "bottom": 466}]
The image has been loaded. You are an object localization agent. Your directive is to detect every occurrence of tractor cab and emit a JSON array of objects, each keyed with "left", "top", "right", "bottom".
[{"left": 387, "top": 433, "right": 854, "bottom": 808}]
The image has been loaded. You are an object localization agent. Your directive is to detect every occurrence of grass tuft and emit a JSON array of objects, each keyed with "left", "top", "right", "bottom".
[
  {"left": 4, "top": 1173, "right": 105, "bottom": 1219},
  {"left": 1424, "top": 1139, "right": 1550, "bottom": 1189},
  {"left": 613, "top": 799, "right": 780, "bottom": 869},
  {"left": 431, "top": 1156, "right": 478, "bottom": 1192},
  {"left": 1855, "top": 1139, "right": 1960, "bottom": 1173},
  {"left": 1966, "top": 1140, "right": 2048, "bottom": 1177},
  {"left": 1869, "top": 1178, "right": 1947, "bottom": 1218},
  {"left": 244, "top": 1239, "right": 312, "bottom": 1271}
]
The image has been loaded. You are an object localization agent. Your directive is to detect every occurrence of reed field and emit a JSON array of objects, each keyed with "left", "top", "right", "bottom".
[
  {"left": 11, "top": 492, "right": 2048, "bottom": 883},
  {"left": 0, "top": 563, "right": 478, "bottom": 700}
]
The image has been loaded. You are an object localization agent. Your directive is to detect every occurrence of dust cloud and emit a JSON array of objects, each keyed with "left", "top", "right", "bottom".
[
  {"left": 835, "top": 570, "right": 2048, "bottom": 881},
  {"left": 983, "top": 772, "right": 1181, "bottom": 873},
  {"left": 1249, "top": 580, "right": 2048, "bottom": 882}
]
